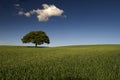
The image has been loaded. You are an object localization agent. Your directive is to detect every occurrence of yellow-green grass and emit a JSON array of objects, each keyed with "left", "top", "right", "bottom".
[{"left": 0, "top": 45, "right": 120, "bottom": 80}]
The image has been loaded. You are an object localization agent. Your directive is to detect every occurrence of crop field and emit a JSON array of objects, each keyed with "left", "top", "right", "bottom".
[{"left": 0, "top": 45, "right": 120, "bottom": 80}]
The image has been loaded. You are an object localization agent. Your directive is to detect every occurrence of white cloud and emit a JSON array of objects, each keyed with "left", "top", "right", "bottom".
[
  {"left": 24, "top": 12, "right": 31, "bottom": 17},
  {"left": 14, "top": 4, "right": 20, "bottom": 7},
  {"left": 18, "top": 4, "right": 64, "bottom": 22},
  {"left": 18, "top": 11, "right": 31, "bottom": 17},
  {"left": 18, "top": 11, "right": 24, "bottom": 15},
  {"left": 42, "top": 4, "right": 49, "bottom": 9}
]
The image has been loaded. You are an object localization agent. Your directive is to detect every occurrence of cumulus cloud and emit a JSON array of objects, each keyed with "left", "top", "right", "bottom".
[
  {"left": 14, "top": 4, "right": 20, "bottom": 7},
  {"left": 24, "top": 12, "right": 31, "bottom": 17},
  {"left": 18, "top": 11, "right": 31, "bottom": 17},
  {"left": 18, "top": 4, "right": 64, "bottom": 21},
  {"left": 18, "top": 11, "right": 24, "bottom": 15}
]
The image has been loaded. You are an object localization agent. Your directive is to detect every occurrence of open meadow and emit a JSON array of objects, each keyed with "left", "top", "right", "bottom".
[{"left": 0, "top": 45, "right": 120, "bottom": 80}]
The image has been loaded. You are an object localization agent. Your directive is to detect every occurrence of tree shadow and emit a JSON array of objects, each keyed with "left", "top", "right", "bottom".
[
  {"left": 63, "top": 77, "right": 90, "bottom": 80},
  {"left": 26, "top": 46, "right": 49, "bottom": 48},
  {"left": 48, "top": 76, "right": 90, "bottom": 80}
]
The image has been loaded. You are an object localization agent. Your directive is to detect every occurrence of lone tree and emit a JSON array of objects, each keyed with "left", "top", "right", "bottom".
[{"left": 21, "top": 30, "right": 50, "bottom": 47}]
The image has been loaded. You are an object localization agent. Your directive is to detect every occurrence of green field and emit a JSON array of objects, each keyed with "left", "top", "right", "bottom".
[{"left": 0, "top": 45, "right": 120, "bottom": 80}]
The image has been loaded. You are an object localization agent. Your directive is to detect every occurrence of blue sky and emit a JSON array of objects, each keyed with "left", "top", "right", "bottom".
[{"left": 0, "top": 0, "right": 120, "bottom": 46}]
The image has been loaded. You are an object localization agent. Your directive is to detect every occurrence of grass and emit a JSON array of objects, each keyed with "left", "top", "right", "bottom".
[{"left": 0, "top": 45, "right": 120, "bottom": 80}]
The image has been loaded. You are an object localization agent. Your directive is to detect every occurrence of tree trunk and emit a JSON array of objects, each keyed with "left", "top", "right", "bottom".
[{"left": 35, "top": 43, "right": 37, "bottom": 47}]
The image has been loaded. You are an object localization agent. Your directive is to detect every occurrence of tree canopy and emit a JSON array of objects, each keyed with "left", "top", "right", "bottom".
[{"left": 21, "top": 30, "right": 50, "bottom": 47}]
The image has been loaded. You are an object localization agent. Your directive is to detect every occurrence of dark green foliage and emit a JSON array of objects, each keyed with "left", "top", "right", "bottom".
[{"left": 21, "top": 30, "right": 50, "bottom": 47}]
